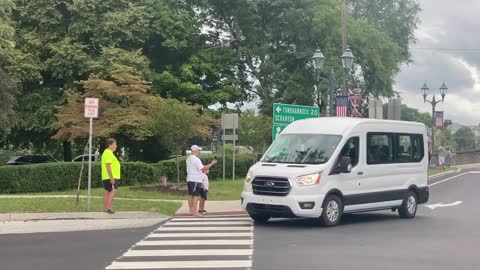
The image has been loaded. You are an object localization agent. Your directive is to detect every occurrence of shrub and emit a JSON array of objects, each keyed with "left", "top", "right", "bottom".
[{"left": 0, "top": 154, "right": 257, "bottom": 193}]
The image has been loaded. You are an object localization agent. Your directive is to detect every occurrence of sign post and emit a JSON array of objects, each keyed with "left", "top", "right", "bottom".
[
  {"left": 272, "top": 103, "right": 319, "bottom": 140},
  {"left": 221, "top": 114, "right": 239, "bottom": 182},
  {"left": 84, "top": 98, "right": 99, "bottom": 211}
]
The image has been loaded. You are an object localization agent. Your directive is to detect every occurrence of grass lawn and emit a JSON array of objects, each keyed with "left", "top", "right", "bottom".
[
  {"left": 0, "top": 197, "right": 181, "bottom": 216},
  {"left": 24, "top": 179, "right": 245, "bottom": 201},
  {"left": 429, "top": 167, "right": 456, "bottom": 176}
]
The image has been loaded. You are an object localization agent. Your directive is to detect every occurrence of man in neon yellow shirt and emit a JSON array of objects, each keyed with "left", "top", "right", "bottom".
[{"left": 101, "top": 138, "right": 121, "bottom": 213}]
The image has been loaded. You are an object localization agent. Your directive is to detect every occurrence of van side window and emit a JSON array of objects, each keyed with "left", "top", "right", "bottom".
[
  {"left": 410, "top": 135, "right": 424, "bottom": 162},
  {"left": 398, "top": 135, "right": 412, "bottom": 162},
  {"left": 367, "top": 134, "right": 394, "bottom": 164},
  {"left": 340, "top": 137, "right": 359, "bottom": 167},
  {"left": 368, "top": 133, "right": 424, "bottom": 164}
]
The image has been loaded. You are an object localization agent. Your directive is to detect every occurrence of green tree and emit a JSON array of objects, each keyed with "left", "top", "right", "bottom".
[
  {"left": 150, "top": 99, "right": 215, "bottom": 183},
  {"left": 399, "top": 104, "right": 433, "bottom": 127},
  {"left": 6, "top": 0, "right": 240, "bottom": 158},
  {"left": 0, "top": 0, "right": 17, "bottom": 139},
  {"left": 454, "top": 127, "right": 476, "bottom": 151},
  {"left": 238, "top": 110, "right": 272, "bottom": 153},
  {"left": 349, "top": 0, "right": 420, "bottom": 64},
  {"left": 201, "top": 0, "right": 418, "bottom": 114}
]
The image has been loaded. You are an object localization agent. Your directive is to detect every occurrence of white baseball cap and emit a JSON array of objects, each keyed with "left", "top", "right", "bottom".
[{"left": 191, "top": 145, "right": 202, "bottom": 151}]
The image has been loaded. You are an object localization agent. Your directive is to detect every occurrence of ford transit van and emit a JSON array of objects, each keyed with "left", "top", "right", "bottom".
[{"left": 241, "top": 118, "right": 429, "bottom": 226}]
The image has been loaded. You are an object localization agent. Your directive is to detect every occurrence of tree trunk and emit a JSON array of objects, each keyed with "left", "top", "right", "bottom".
[{"left": 63, "top": 140, "right": 72, "bottom": 161}]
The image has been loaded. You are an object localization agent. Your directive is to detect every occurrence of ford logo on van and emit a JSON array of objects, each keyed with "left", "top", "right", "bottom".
[{"left": 265, "top": 181, "right": 275, "bottom": 187}]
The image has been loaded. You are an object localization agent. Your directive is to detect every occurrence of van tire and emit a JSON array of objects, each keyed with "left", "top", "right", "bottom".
[
  {"left": 249, "top": 213, "right": 270, "bottom": 223},
  {"left": 320, "top": 195, "right": 343, "bottom": 227},
  {"left": 398, "top": 191, "right": 418, "bottom": 219}
]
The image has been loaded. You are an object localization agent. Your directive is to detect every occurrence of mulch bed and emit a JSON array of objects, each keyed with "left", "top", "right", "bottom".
[{"left": 129, "top": 184, "right": 189, "bottom": 196}]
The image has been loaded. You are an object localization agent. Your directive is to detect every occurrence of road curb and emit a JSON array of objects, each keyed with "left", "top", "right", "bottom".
[
  {"left": 0, "top": 212, "right": 169, "bottom": 222},
  {"left": 428, "top": 168, "right": 461, "bottom": 181}
]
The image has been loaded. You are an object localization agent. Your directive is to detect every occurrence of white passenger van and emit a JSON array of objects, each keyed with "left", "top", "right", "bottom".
[{"left": 242, "top": 118, "right": 429, "bottom": 226}]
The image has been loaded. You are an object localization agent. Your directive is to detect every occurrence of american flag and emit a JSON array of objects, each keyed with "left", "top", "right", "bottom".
[
  {"left": 435, "top": 111, "right": 444, "bottom": 127},
  {"left": 336, "top": 95, "right": 349, "bottom": 117}
]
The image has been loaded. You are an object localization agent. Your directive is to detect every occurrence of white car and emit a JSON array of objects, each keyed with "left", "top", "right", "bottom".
[
  {"left": 72, "top": 154, "right": 100, "bottom": 162},
  {"left": 242, "top": 117, "right": 429, "bottom": 226}
]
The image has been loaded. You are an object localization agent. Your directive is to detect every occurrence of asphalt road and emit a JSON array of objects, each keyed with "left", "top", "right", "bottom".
[
  {"left": 253, "top": 170, "right": 480, "bottom": 270},
  {"left": 0, "top": 224, "right": 161, "bottom": 270},
  {"left": 1, "top": 170, "right": 478, "bottom": 270}
]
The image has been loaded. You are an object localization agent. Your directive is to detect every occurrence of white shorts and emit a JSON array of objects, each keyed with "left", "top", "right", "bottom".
[{"left": 438, "top": 156, "right": 445, "bottom": 165}]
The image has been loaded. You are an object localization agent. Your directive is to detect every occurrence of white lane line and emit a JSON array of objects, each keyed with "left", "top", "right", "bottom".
[
  {"left": 147, "top": 232, "right": 252, "bottom": 238},
  {"left": 428, "top": 172, "right": 480, "bottom": 187},
  {"left": 156, "top": 227, "right": 252, "bottom": 232},
  {"left": 106, "top": 260, "right": 252, "bottom": 269},
  {"left": 425, "top": 201, "right": 463, "bottom": 210},
  {"left": 164, "top": 221, "right": 252, "bottom": 226},
  {"left": 136, "top": 240, "right": 253, "bottom": 246},
  {"left": 123, "top": 249, "right": 253, "bottom": 257}
]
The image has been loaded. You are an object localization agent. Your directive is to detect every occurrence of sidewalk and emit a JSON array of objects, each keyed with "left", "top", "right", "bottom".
[{"left": 0, "top": 212, "right": 168, "bottom": 234}]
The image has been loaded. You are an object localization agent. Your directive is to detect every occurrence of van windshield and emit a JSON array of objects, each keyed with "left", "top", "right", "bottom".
[{"left": 262, "top": 134, "right": 342, "bottom": 164}]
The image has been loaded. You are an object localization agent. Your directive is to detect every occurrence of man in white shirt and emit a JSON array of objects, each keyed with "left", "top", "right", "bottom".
[{"left": 186, "top": 145, "right": 217, "bottom": 216}]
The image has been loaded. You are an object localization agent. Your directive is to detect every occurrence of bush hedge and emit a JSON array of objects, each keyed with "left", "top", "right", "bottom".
[{"left": 0, "top": 154, "right": 257, "bottom": 194}]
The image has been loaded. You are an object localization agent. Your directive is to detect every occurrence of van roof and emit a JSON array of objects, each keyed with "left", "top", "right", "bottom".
[{"left": 282, "top": 117, "right": 426, "bottom": 135}]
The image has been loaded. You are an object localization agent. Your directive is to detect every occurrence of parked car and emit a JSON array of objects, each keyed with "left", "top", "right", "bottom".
[
  {"left": 72, "top": 154, "right": 100, "bottom": 162},
  {"left": 6, "top": 155, "right": 58, "bottom": 165}
]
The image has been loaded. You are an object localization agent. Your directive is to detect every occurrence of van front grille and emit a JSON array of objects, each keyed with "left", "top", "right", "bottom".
[{"left": 252, "top": 177, "right": 291, "bottom": 196}]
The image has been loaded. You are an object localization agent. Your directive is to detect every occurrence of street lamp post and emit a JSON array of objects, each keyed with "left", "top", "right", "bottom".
[
  {"left": 311, "top": 48, "right": 354, "bottom": 116},
  {"left": 421, "top": 82, "right": 448, "bottom": 164}
]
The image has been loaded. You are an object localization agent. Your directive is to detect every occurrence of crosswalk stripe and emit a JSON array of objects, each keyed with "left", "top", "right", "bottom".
[
  {"left": 170, "top": 217, "right": 250, "bottom": 222},
  {"left": 136, "top": 240, "right": 252, "bottom": 246},
  {"left": 147, "top": 232, "right": 252, "bottom": 238},
  {"left": 106, "top": 215, "right": 254, "bottom": 270},
  {"left": 106, "top": 260, "right": 252, "bottom": 269},
  {"left": 123, "top": 249, "right": 253, "bottom": 257},
  {"left": 163, "top": 221, "right": 252, "bottom": 226},
  {"left": 156, "top": 227, "right": 252, "bottom": 231}
]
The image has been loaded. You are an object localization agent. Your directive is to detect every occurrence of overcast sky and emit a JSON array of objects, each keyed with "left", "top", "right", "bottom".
[{"left": 395, "top": 0, "right": 480, "bottom": 126}]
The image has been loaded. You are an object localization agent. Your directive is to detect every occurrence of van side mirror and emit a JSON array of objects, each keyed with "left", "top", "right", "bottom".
[
  {"left": 257, "top": 154, "right": 263, "bottom": 162},
  {"left": 334, "top": 156, "right": 352, "bottom": 174}
]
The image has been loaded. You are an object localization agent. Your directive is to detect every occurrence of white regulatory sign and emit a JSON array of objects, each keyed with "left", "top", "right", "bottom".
[{"left": 84, "top": 98, "right": 99, "bottom": 118}]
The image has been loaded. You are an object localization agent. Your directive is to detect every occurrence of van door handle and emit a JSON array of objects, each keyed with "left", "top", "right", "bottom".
[{"left": 357, "top": 171, "right": 364, "bottom": 175}]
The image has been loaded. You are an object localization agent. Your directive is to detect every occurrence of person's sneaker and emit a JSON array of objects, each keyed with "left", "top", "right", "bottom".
[
  {"left": 198, "top": 210, "right": 207, "bottom": 214},
  {"left": 106, "top": 209, "right": 115, "bottom": 214}
]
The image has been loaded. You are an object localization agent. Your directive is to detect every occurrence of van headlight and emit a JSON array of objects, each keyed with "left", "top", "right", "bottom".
[
  {"left": 295, "top": 173, "right": 321, "bottom": 186},
  {"left": 245, "top": 171, "right": 254, "bottom": 183}
]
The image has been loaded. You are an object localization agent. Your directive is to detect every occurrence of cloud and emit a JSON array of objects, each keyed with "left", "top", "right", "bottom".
[{"left": 394, "top": 0, "right": 480, "bottom": 126}]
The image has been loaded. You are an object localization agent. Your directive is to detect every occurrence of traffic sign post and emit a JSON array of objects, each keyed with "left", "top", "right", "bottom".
[
  {"left": 84, "top": 98, "right": 99, "bottom": 211},
  {"left": 272, "top": 103, "right": 319, "bottom": 140},
  {"left": 221, "top": 114, "right": 239, "bottom": 182}
]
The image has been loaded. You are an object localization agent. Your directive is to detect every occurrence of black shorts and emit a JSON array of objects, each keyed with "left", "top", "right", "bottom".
[
  {"left": 200, "top": 189, "right": 208, "bottom": 200},
  {"left": 187, "top": 181, "right": 201, "bottom": 196},
  {"left": 103, "top": 180, "right": 119, "bottom": 192}
]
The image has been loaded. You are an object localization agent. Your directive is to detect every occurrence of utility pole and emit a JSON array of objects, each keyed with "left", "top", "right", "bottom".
[{"left": 342, "top": 0, "right": 348, "bottom": 94}]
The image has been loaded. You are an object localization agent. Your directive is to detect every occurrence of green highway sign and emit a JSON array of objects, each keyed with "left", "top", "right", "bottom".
[
  {"left": 272, "top": 103, "right": 320, "bottom": 140},
  {"left": 273, "top": 103, "right": 319, "bottom": 125},
  {"left": 272, "top": 124, "right": 287, "bottom": 141}
]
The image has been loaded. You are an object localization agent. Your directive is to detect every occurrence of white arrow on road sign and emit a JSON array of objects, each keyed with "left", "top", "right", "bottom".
[
  {"left": 425, "top": 201, "right": 462, "bottom": 210},
  {"left": 276, "top": 106, "right": 282, "bottom": 113}
]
